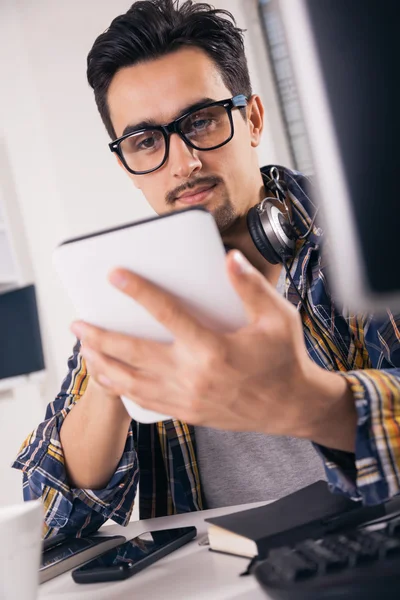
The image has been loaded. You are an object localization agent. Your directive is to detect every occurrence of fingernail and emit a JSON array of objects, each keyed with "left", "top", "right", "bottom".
[
  {"left": 231, "top": 250, "right": 253, "bottom": 275},
  {"left": 71, "top": 321, "right": 86, "bottom": 339},
  {"left": 109, "top": 270, "right": 128, "bottom": 289}
]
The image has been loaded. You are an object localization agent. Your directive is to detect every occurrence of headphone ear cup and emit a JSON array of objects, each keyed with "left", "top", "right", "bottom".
[{"left": 247, "top": 206, "right": 282, "bottom": 265}]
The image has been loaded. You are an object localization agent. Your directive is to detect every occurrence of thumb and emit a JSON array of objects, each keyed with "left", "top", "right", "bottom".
[{"left": 227, "top": 250, "right": 282, "bottom": 323}]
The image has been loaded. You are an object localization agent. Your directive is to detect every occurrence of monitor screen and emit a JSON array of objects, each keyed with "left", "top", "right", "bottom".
[
  {"left": 272, "top": 0, "right": 399, "bottom": 312},
  {"left": 0, "top": 285, "right": 45, "bottom": 380}
]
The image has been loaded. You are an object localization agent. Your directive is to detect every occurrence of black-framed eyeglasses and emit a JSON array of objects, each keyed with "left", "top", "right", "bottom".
[{"left": 109, "top": 94, "right": 248, "bottom": 175}]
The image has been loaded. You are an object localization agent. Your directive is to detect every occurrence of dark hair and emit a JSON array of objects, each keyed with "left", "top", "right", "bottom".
[{"left": 87, "top": 0, "right": 252, "bottom": 139}]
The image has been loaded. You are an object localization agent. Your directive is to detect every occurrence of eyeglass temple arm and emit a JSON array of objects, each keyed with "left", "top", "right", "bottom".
[{"left": 232, "top": 94, "right": 248, "bottom": 108}]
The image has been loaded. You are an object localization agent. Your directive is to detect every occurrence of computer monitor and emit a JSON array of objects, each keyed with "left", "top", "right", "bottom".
[
  {"left": 0, "top": 285, "right": 45, "bottom": 381},
  {"left": 274, "top": 0, "right": 399, "bottom": 313}
]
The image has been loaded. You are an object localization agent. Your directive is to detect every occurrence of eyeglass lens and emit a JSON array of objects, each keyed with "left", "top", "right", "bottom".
[{"left": 119, "top": 104, "right": 232, "bottom": 173}]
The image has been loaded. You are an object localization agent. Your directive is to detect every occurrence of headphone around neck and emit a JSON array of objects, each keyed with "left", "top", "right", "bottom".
[
  {"left": 246, "top": 166, "right": 298, "bottom": 265},
  {"left": 246, "top": 167, "right": 351, "bottom": 372}
]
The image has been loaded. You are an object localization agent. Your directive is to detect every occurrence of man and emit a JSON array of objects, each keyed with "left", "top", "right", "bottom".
[{"left": 13, "top": 0, "right": 400, "bottom": 538}]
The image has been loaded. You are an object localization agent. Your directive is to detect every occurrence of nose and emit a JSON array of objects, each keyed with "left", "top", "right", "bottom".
[{"left": 167, "top": 133, "right": 202, "bottom": 179}]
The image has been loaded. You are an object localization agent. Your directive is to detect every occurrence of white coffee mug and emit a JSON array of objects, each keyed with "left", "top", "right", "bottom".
[{"left": 0, "top": 500, "right": 43, "bottom": 600}]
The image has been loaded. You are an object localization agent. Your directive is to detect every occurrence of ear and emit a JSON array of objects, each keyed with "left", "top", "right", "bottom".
[
  {"left": 247, "top": 95, "right": 264, "bottom": 148},
  {"left": 114, "top": 154, "right": 142, "bottom": 190}
]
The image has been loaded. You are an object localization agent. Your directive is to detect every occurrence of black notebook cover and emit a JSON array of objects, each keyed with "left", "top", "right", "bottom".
[
  {"left": 206, "top": 481, "right": 385, "bottom": 557},
  {"left": 0, "top": 284, "right": 45, "bottom": 380}
]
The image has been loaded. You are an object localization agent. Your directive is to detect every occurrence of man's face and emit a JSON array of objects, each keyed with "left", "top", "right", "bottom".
[{"left": 107, "top": 46, "right": 264, "bottom": 233}]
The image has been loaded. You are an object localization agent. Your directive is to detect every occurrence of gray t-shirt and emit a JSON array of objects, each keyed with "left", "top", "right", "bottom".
[{"left": 194, "top": 267, "right": 327, "bottom": 509}]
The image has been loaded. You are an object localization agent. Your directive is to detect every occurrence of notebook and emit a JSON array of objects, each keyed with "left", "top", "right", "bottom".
[{"left": 205, "top": 481, "right": 385, "bottom": 559}]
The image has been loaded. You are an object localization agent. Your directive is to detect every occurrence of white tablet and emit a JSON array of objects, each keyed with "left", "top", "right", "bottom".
[{"left": 53, "top": 208, "right": 247, "bottom": 423}]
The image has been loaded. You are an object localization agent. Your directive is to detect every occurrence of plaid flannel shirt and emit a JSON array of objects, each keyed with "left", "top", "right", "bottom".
[{"left": 13, "top": 166, "right": 400, "bottom": 538}]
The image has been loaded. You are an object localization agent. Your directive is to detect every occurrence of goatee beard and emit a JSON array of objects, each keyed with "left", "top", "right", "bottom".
[{"left": 212, "top": 199, "right": 237, "bottom": 234}]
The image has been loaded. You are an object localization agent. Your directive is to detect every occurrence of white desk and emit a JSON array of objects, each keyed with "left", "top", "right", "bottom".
[{"left": 39, "top": 502, "right": 272, "bottom": 600}]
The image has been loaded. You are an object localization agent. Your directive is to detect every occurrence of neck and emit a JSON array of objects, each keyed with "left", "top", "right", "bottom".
[
  {"left": 222, "top": 218, "right": 282, "bottom": 285},
  {"left": 222, "top": 176, "right": 283, "bottom": 286}
]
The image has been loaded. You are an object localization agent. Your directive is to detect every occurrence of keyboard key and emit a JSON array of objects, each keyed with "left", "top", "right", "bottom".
[
  {"left": 266, "top": 547, "right": 317, "bottom": 581},
  {"left": 333, "top": 535, "right": 376, "bottom": 565},
  {"left": 387, "top": 517, "right": 400, "bottom": 537},
  {"left": 363, "top": 531, "right": 400, "bottom": 557},
  {"left": 345, "top": 531, "right": 380, "bottom": 562},
  {"left": 318, "top": 535, "right": 359, "bottom": 566},
  {"left": 296, "top": 540, "right": 348, "bottom": 572},
  {"left": 382, "top": 537, "right": 400, "bottom": 557}
]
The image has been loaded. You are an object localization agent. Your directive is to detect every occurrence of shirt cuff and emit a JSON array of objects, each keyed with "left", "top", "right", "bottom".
[
  {"left": 13, "top": 410, "right": 139, "bottom": 529},
  {"left": 314, "top": 369, "right": 400, "bottom": 505}
]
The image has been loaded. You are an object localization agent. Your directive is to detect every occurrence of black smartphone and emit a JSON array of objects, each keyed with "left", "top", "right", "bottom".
[{"left": 71, "top": 526, "right": 197, "bottom": 583}]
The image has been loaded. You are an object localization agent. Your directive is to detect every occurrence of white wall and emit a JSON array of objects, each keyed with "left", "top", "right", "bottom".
[
  {"left": 1, "top": 0, "right": 155, "bottom": 395},
  {"left": 219, "top": 0, "right": 293, "bottom": 168},
  {"left": 0, "top": 383, "right": 47, "bottom": 506},
  {"left": 0, "top": 0, "right": 291, "bottom": 508}
]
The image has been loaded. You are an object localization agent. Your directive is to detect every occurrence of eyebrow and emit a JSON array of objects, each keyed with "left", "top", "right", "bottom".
[{"left": 121, "top": 97, "right": 217, "bottom": 137}]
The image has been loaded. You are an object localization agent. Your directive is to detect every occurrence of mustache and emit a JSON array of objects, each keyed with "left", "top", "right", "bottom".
[{"left": 165, "top": 175, "right": 222, "bottom": 205}]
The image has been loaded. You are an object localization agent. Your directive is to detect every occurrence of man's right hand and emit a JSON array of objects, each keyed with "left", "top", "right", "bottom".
[{"left": 60, "top": 366, "right": 132, "bottom": 490}]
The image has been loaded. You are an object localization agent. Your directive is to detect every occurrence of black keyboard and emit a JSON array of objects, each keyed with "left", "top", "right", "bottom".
[{"left": 254, "top": 514, "right": 400, "bottom": 600}]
